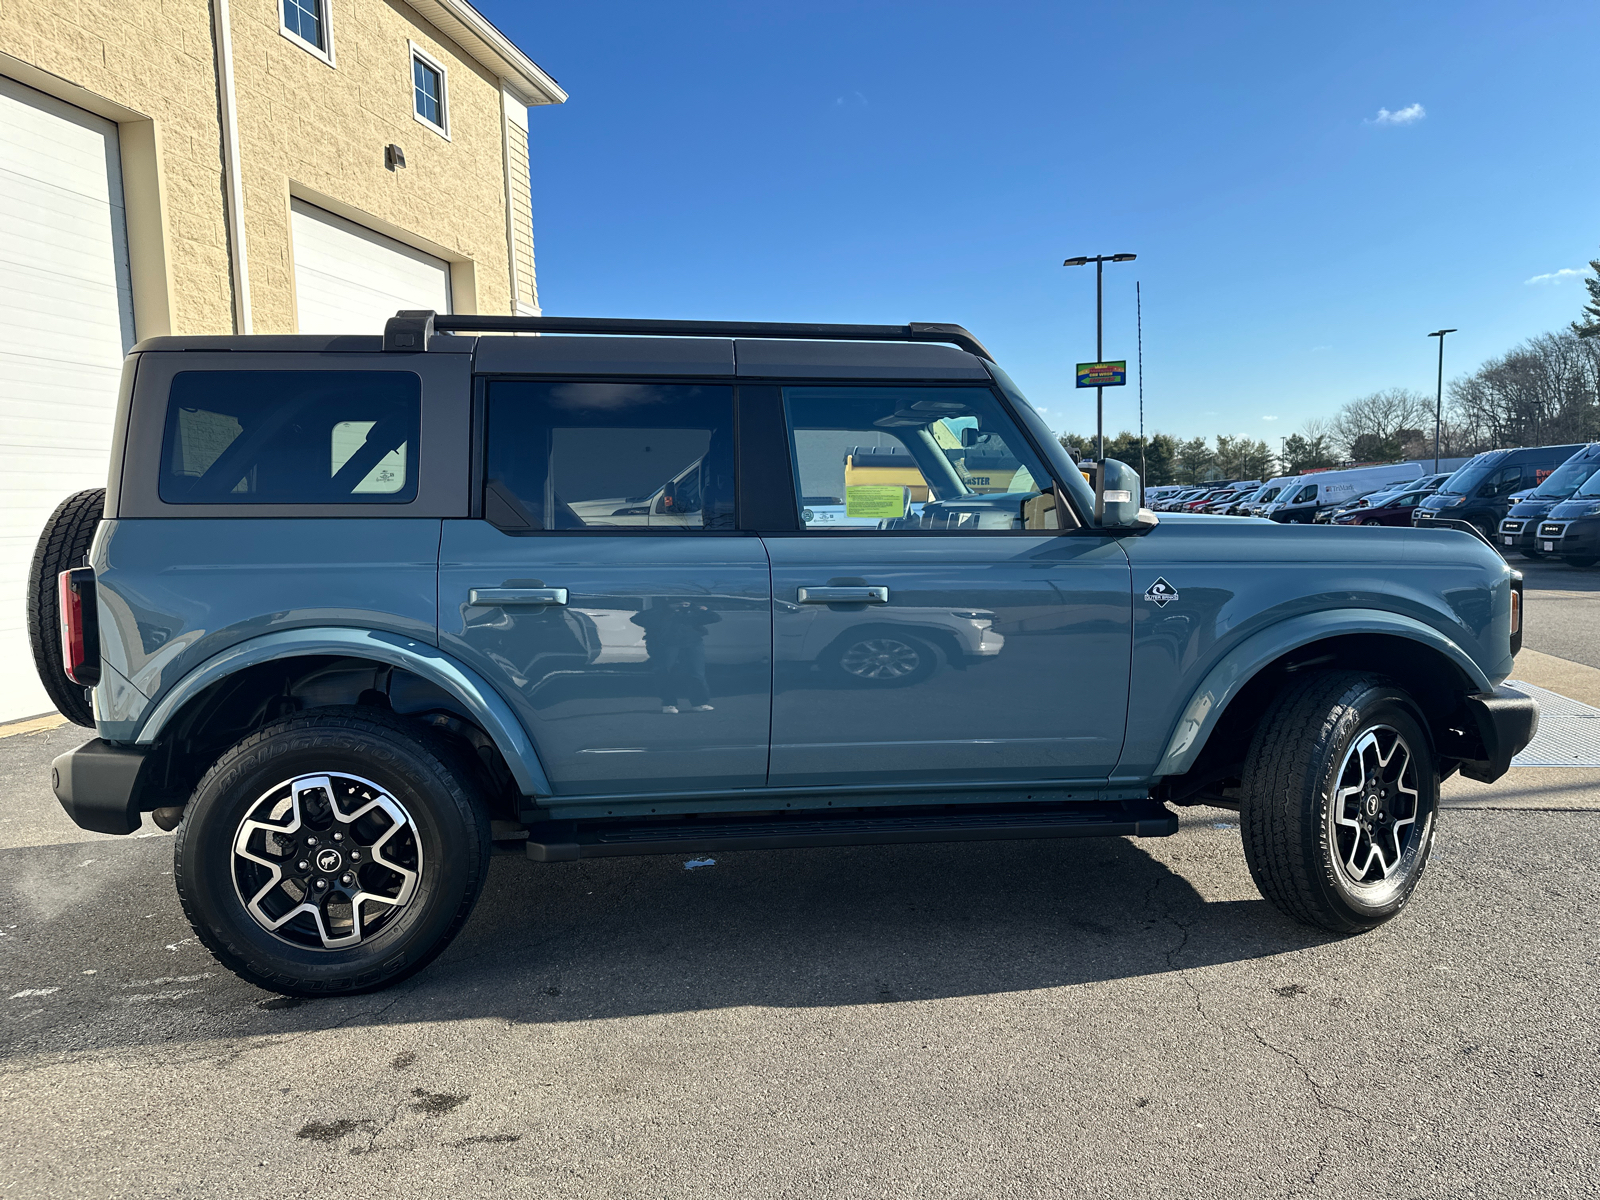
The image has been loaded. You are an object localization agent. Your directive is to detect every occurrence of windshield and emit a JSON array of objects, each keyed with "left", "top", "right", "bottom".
[
  {"left": 1437, "top": 454, "right": 1498, "bottom": 496},
  {"left": 1533, "top": 454, "right": 1600, "bottom": 499}
]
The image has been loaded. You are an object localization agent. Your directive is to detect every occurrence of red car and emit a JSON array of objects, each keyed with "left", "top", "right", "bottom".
[{"left": 1331, "top": 490, "right": 1429, "bottom": 526}]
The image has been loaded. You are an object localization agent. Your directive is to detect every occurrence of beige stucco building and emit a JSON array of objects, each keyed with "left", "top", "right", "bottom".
[{"left": 0, "top": 0, "right": 565, "bottom": 719}]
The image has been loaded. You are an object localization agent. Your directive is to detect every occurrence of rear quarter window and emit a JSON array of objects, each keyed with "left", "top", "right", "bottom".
[{"left": 159, "top": 371, "right": 420, "bottom": 504}]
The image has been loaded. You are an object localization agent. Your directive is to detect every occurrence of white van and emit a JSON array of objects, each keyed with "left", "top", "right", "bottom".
[{"left": 1263, "top": 463, "right": 1423, "bottom": 524}]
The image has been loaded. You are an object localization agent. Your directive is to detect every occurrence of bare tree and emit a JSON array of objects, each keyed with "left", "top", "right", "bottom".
[
  {"left": 1449, "top": 332, "right": 1600, "bottom": 449},
  {"left": 1331, "top": 389, "right": 1432, "bottom": 458}
]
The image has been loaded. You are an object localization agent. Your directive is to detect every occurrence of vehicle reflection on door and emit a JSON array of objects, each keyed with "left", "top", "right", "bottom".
[{"left": 774, "top": 597, "right": 1004, "bottom": 688}]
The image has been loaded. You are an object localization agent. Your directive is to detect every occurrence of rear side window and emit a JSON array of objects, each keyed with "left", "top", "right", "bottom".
[
  {"left": 484, "top": 381, "right": 735, "bottom": 531},
  {"left": 160, "top": 371, "right": 420, "bottom": 504}
]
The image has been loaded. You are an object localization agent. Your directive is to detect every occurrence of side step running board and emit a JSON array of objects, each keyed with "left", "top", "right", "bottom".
[{"left": 524, "top": 800, "right": 1176, "bottom": 862}]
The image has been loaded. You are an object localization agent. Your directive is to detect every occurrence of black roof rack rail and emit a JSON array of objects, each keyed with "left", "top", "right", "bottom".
[{"left": 382, "top": 310, "right": 994, "bottom": 361}]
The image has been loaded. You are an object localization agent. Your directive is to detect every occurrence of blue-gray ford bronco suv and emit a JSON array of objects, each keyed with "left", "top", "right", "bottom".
[{"left": 29, "top": 312, "right": 1538, "bottom": 997}]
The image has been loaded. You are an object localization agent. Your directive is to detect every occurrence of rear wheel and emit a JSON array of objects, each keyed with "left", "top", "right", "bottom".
[
  {"left": 174, "top": 709, "right": 491, "bottom": 996},
  {"left": 1239, "top": 672, "right": 1438, "bottom": 933},
  {"left": 26, "top": 488, "right": 104, "bottom": 727}
]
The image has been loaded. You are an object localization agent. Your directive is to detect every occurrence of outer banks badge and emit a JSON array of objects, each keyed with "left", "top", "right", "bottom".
[{"left": 1143, "top": 577, "right": 1179, "bottom": 607}]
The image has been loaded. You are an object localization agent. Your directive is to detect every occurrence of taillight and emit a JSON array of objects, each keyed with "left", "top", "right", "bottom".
[
  {"left": 57, "top": 567, "right": 100, "bottom": 687},
  {"left": 1508, "top": 571, "right": 1523, "bottom": 657}
]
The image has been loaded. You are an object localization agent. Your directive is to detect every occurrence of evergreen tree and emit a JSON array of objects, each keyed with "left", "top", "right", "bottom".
[{"left": 1574, "top": 252, "right": 1600, "bottom": 339}]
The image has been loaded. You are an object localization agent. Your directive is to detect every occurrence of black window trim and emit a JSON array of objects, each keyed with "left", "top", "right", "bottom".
[
  {"left": 468, "top": 374, "right": 1097, "bottom": 536},
  {"left": 474, "top": 374, "right": 749, "bottom": 537}
]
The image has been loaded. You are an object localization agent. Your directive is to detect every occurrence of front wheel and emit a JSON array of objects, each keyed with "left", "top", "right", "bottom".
[
  {"left": 174, "top": 709, "right": 491, "bottom": 996},
  {"left": 1562, "top": 556, "right": 1598, "bottom": 568},
  {"left": 1239, "top": 672, "right": 1438, "bottom": 933}
]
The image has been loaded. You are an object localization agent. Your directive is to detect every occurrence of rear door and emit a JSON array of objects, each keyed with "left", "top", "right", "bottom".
[
  {"left": 439, "top": 379, "right": 771, "bottom": 801},
  {"left": 759, "top": 383, "right": 1132, "bottom": 788}
]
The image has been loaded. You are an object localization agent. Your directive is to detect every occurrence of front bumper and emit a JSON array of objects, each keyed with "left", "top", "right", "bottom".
[
  {"left": 1498, "top": 517, "right": 1539, "bottom": 554},
  {"left": 1534, "top": 518, "right": 1600, "bottom": 557},
  {"left": 1454, "top": 685, "right": 1540, "bottom": 784},
  {"left": 51, "top": 739, "right": 152, "bottom": 835}
]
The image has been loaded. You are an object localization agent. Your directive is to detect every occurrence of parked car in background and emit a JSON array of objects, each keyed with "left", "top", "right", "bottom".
[
  {"left": 1321, "top": 474, "right": 1451, "bottom": 525},
  {"left": 1230, "top": 477, "right": 1291, "bottom": 516},
  {"left": 1198, "top": 481, "right": 1261, "bottom": 513},
  {"left": 1535, "top": 464, "right": 1600, "bottom": 566},
  {"left": 1263, "top": 463, "right": 1424, "bottom": 523},
  {"left": 1498, "top": 444, "right": 1600, "bottom": 559},
  {"left": 1414, "top": 444, "right": 1585, "bottom": 538}
]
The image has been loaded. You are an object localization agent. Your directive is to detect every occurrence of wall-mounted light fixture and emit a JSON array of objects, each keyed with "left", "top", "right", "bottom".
[{"left": 385, "top": 143, "right": 407, "bottom": 171}]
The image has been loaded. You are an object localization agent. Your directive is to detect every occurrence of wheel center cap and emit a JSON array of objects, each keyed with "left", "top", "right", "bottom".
[
  {"left": 1364, "top": 793, "right": 1380, "bottom": 817},
  {"left": 314, "top": 847, "right": 344, "bottom": 874}
]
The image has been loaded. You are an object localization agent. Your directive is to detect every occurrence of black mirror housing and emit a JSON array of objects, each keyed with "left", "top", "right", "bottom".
[{"left": 1095, "top": 458, "right": 1149, "bottom": 529}]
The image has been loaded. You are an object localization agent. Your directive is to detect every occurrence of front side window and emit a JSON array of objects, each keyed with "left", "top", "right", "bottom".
[
  {"left": 1478, "top": 466, "right": 1523, "bottom": 498},
  {"left": 160, "top": 372, "right": 420, "bottom": 504},
  {"left": 411, "top": 47, "right": 447, "bottom": 134},
  {"left": 1292, "top": 484, "right": 1318, "bottom": 503},
  {"left": 782, "top": 386, "right": 1064, "bottom": 532},
  {"left": 485, "top": 382, "right": 735, "bottom": 531},
  {"left": 282, "top": 0, "right": 329, "bottom": 57}
]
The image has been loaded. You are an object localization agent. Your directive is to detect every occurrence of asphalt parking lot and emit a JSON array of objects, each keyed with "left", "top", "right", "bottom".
[{"left": 2, "top": 564, "right": 1598, "bottom": 1199}]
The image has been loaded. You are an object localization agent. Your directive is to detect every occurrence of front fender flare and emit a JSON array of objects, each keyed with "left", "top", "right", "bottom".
[
  {"left": 1153, "top": 609, "right": 1492, "bottom": 778},
  {"left": 133, "top": 627, "right": 552, "bottom": 798}
]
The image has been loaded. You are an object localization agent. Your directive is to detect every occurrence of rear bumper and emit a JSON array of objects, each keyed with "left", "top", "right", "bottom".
[
  {"left": 51, "top": 739, "right": 151, "bottom": 835},
  {"left": 1457, "top": 685, "right": 1540, "bottom": 784}
]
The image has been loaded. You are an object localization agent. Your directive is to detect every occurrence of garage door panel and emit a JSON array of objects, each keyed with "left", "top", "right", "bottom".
[
  {"left": 290, "top": 198, "right": 451, "bottom": 335},
  {"left": 0, "top": 74, "right": 133, "bottom": 720}
]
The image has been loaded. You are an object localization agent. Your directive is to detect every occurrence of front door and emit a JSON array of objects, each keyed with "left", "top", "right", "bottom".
[
  {"left": 439, "top": 380, "right": 771, "bottom": 800},
  {"left": 765, "top": 384, "right": 1132, "bottom": 788}
]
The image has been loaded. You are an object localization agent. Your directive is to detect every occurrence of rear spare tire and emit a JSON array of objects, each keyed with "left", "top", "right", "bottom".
[
  {"left": 26, "top": 488, "right": 104, "bottom": 727},
  {"left": 1239, "top": 671, "right": 1438, "bottom": 934}
]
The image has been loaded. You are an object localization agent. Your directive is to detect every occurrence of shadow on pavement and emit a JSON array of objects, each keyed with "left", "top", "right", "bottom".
[{"left": 0, "top": 827, "right": 1331, "bottom": 1058}]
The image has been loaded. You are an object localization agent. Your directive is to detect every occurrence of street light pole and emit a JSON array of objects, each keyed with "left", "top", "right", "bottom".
[
  {"left": 1427, "top": 328, "right": 1457, "bottom": 473},
  {"left": 1063, "top": 252, "right": 1137, "bottom": 461}
]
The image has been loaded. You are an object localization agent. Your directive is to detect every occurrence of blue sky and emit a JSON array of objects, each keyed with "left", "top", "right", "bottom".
[{"left": 482, "top": 1, "right": 1600, "bottom": 444}]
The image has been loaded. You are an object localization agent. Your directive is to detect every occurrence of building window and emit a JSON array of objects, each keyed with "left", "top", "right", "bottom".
[
  {"left": 281, "top": 0, "right": 334, "bottom": 64},
  {"left": 410, "top": 44, "right": 449, "bottom": 137}
]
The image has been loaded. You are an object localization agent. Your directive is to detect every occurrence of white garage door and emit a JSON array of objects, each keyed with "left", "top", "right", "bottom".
[
  {"left": 0, "top": 75, "right": 135, "bottom": 722},
  {"left": 291, "top": 199, "right": 451, "bottom": 335}
]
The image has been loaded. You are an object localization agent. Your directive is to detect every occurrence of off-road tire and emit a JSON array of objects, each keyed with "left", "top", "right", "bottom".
[
  {"left": 174, "top": 708, "right": 491, "bottom": 997},
  {"left": 1239, "top": 671, "right": 1438, "bottom": 934},
  {"left": 26, "top": 488, "right": 104, "bottom": 727}
]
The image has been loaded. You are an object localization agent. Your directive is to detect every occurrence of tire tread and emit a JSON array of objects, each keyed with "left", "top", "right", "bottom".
[{"left": 173, "top": 707, "right": 491, "bottom": 997}]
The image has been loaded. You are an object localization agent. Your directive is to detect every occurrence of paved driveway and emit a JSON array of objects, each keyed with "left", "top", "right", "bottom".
[{"left": 5, "top": 578, "right": 1600, "bottom": 1199}]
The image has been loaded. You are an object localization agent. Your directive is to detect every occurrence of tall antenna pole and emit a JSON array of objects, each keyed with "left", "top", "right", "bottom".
[{"left": 1136, "top": 281, "right": 1145, "bottom": 483}]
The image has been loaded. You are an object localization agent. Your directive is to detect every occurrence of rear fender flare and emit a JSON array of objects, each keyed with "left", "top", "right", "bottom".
[
  {"left": 133, "top": 627, "right": 552, "bottom": 797},
  {"left": 1153, "top": 609, "right": 1492, "bottom": 778}
]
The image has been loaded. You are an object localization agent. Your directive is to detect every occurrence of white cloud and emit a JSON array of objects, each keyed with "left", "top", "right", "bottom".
[
  {"left": 1368, "top": 103, "right": 1426, "bottom": 126},
  {"left": 1261, "top": 415, "right": 1279, "bottom": 421},
  {"left": 1525, "top": 267, "right": 1589, "bottom": 285}
]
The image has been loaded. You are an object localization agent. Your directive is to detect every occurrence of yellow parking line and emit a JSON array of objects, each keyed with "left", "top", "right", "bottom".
[{"left": 0, "top": 713, "right": 67, "bottom": 739}]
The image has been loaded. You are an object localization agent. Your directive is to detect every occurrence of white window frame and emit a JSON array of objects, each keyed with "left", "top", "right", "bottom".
[
  {"left": 408, "top": 42, "right": 451, "bottom": 140},
  {"left": 280, "top": 0, "right": 336, "bottom": 67}
]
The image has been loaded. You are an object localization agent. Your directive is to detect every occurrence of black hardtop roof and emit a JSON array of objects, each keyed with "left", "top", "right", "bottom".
[{"left": 130, "top": 312, "right": 997, "bottom": 382}]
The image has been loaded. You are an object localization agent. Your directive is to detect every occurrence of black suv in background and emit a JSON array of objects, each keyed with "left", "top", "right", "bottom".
[
  {"left": 1498, "top": 444, "right": 1600, "bottom": 559},
  {"left": 1414, "top": 444, "right": 1585, "bottom": 538}
]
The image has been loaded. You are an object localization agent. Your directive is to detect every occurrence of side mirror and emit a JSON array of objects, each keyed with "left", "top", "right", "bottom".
[{"left": 1096, "top": 458, "right": 1145, "bottom": 528}]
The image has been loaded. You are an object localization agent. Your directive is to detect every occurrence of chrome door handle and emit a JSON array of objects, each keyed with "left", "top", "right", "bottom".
[
  {"left": 797, "top": 586, "right": 889, "bottom": 604},
  {"left": 469, "top": 587, "right": 569, "bottom": 606}
]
